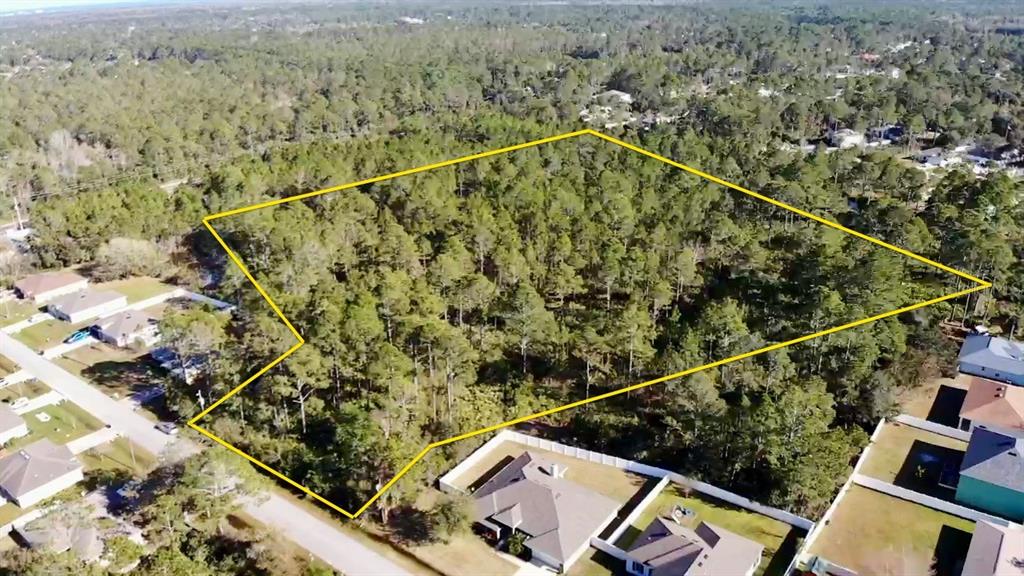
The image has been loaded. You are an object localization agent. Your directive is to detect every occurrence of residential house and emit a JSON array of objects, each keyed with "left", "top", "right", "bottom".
[
  {"left": 472, "top": 451, "right": 620, "bottom": 573},
  {"left": 916, "top": 147, "right": 960, "bottom": 168},
  {"left": 0, "top": 405, "right": 28, "bottom": 446},
  {"left": 594, "top": 89, "right": 634, "bottom": 105},
  {"left": 624, "top": 516, "right": 764, "bottom": 576},
  {"left": 94, "top": 309, "right": 159, "bottom": 348},
  {"left": 47, "top": 289, "right": 126, "bottom": 323},
  {"left": 958, "top": 334, "right": 1024, "bottom": 387},
  {"left": 958, "top": 376, "right": 1024, "bottom": 436},
  {"left": 13, "top": 272, "right": 88, "bottom": 303},
  {"left": 15, "top": 513, "right": 104, "bottom": 563},
  {"left": 961, "top": 520, "right": 1024, "bottom": 576},
  {"left": 0, "top": 439, "right": 84, "bottom": 507},
  {"left": 827, "top": 128, "right": 865, "bottom": 149},
  {"left": 956, "top": 427, "right": 1024, "bottom": 521}
]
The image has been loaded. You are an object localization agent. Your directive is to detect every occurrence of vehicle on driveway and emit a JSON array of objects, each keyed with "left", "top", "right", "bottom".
[
  {"left": 155, "top": 421, "right": 179, "bottom": 435},
  {"left": 63, "top": 329, "right": 91, "bottom": 344}
]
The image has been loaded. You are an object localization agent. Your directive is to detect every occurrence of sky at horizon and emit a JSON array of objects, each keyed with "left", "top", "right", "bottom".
[{"left": 0, "top": 0, "right": 189, "bottom": 13}]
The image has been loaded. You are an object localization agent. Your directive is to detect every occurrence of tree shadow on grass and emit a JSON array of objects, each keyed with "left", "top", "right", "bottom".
[
  {"left": 895, "top": 440, "right": 964, "bottom": 501},
  {"left": 927, "top": 385, "right": 968, "bottom": 428},
  {"left": 762, "top": 527, "right": 806, "bottom": 576},
  {"left": 932, "top": 524, "right": 972, "bottom": 576},
  {"left": 598, "top": 475, "right": 663, "bottom": 542},
  {"left": 82, "top": 358, "right": 166, "bottom": 396}
]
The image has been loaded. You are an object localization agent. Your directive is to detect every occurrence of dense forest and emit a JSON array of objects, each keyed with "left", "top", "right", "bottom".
[{"left": 1, "top": 0, "right": 1022, "bottom": 535}]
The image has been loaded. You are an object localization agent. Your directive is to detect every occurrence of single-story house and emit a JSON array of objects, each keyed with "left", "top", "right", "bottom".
[
  {"left": 958, "top": 334, "right": 1024, "bottom": 387},
  {"left": 0, "top": 404, "right": 29, "bottom": 446},
  {"left": 473, "top": 451, "right": 621, "bottom": 573},
  {"left": 0, "top": 439, "right": 84, "bottom": 508},
  {"left": 15, "top": 513, "right": 104, "bottom": 563},
  {"left": 956, "top": 427, "right": 1024, "bottom": 521},
  {"left": 958, "top": 376, "right": 1024, "bottom": 436},
  {"left": 47, "top": 289, "right": 126, "bottom": 323},
  {"left": 961, "top": 520, "right": 1024, "bottom": 576},
  {"left": 13, "top": 272, "right": 88, "bottom": 303},
  {"left": 93, "top": 309, "right": 159, "bottom": 348},
  {"left": 827, "top": 128, "right": 865, "bottom": 149},
  {"left": 624, "top": 516, "right": 764, "bottom": 576}
]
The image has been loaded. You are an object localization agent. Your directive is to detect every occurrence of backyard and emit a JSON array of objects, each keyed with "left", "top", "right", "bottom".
[
  {"left": 807, "top": 486, "right": 974, "bottom": 576},
  {"left": 0, "top": 355, "right": 18, "bottom": 378},
  {"left": 858, "top": 422, "right": 967, "bottom": 500},
  {"left": 898, "top": 374, "right": 970, "bottom": 427},
  {"left": 613, "top": 483, "right": 799, "bottom": 576},
  {"left": 95, "top": 277, "right": 176, "bottom": 304},
  {"left": 78, "top": 437, "right": 158, "bottom": 476}
]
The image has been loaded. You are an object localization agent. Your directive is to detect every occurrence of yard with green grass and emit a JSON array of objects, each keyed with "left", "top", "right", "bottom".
[
  {"left": 450, "top": 439, "right": 650, "bottom": 503},
  {"left": 79, "top": 437, "right": 157, "bottom": 476},
  {"left": 0, "top": 502, "right": 32, "bottom": 527},
  {"left": 0, "top": 298, "right": 42, "bottom": 328},
  {"left": 95, "top": 277, "right": 176, "bottom": 303},
  {"left": 0, "top": 355, "right": 19, "bottom": 378},
  {"left": 614, "top": 483, "right": 799, "bottom": 576},
  {"left": 13, "top": 317, "right": 91, "bottom": 351},
  {"left": 807, "top": 486, "right": 974, "bottom": 576},
  {"left": 8, "top": 401, "right": 105, "bottom": 449},
  {"left": 858, "top": 422, "right": 966, "bottom": 500},
  {"left": 56, "top": 342, "right": 167, "bottom": 401},
  {"left": 0, "top": 379, "right": 49, "bottom": 404}
]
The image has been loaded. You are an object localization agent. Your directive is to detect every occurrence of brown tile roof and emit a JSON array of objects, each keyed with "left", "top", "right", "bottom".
[
  {"left": 960, "top": 377, "right": 1024, "bottom": 433},
  {"left": 14, "top": 272, "right": 86, "bottom": 298}
]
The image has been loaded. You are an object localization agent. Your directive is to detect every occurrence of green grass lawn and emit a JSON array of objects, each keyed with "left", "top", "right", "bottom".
[
  {"left": 452, "top": 439, "right": 649, "bottom": 503},
  {"left": 807, "top": 486, "right": 974, "bottom": 576},
  {"left": 13, "top": 317, "right": 90, "bottom": 351},
  {"left": 0, "top": 379, "right": 49, "bottom": 404},
  {"left": 0, "top": 355, "right": 19, "bottom": 378},
  {"left": 615, "top": 483, "right": 797, "bottom": 576},
  {"left": 78, "top": 437, "right": 157, "bottom": 476},
  {"left": 56, "top": 342, "right": 166, "bottom": 400},
  {"left": 859, "top": 422, "right": 967, "bottom": 485},
  {"left": 0, "top": 502, "right": 32, "bottom": 527},
  {"left": 0, "top": 298, "right": 42, "bottom": 328},
  {"left": 95, "top": 277, "right": 176, "bottom": 303},
  {"left": 9, "top": 401, "right": 105, "bottom": 449}
]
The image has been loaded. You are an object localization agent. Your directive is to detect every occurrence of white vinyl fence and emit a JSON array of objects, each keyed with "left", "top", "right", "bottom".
[
  {"left": 439, "top": 429, "right": 815, "bottom": 530},
  {"left": 893, "top": 414, "right": 971, "bottom": 442},
  {"left": 853, "top": 474, "right": 1011, "bottom": 525}
]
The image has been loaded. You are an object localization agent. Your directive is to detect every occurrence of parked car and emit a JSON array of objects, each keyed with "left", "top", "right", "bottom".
[
  {"left": 63, "top": 329, "right": 91, "bottom": 344},
  {"left": 155, "top": 422, "right": 179, "bottom": 435}
]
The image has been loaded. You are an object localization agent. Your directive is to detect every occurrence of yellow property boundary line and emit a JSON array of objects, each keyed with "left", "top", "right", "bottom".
[{"left": 188, "top": 128, "right": 991, "bottom": 519}]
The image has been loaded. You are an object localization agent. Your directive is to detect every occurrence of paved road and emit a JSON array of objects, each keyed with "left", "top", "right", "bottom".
[
  {"left": 246, "top": 493, "right": 412, "bottom": 576},
  {"left": 0, "top": 331, "right": 173, "bottom": 455},
  {"left": 0, "top": 330, "right": 411, "bottom": 575}
]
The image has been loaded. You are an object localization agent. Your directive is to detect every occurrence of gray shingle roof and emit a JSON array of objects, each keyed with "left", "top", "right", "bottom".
[
  {"left": 14, "top": 272, "right": 86, "bottom": 298},
  {"left": 960, "top": 427, "right": 1024, "bottom": 493},
  {"left": 959, "top": 335, "right": 1024, "bottom": 379},
  {"left": 0, "top": 405, "right": 26, "bottom": 435},
  {"left": 626, "top": 516, "right": 764, "bottom": 576},
  {"left": 961, "top": 520, "right": 1024, "bottom": 576},
  {"left": 0, "top": 439, "right": 82, "bottom": 499},
  {"left": 95, "top": 309, "right": 156, "bottom": 341},
  {"left": 48, "top": 289, "right": 125, "bottom": 316},
  {"left": 473, "top": 451, "right": 620, "bottom": 565}
]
